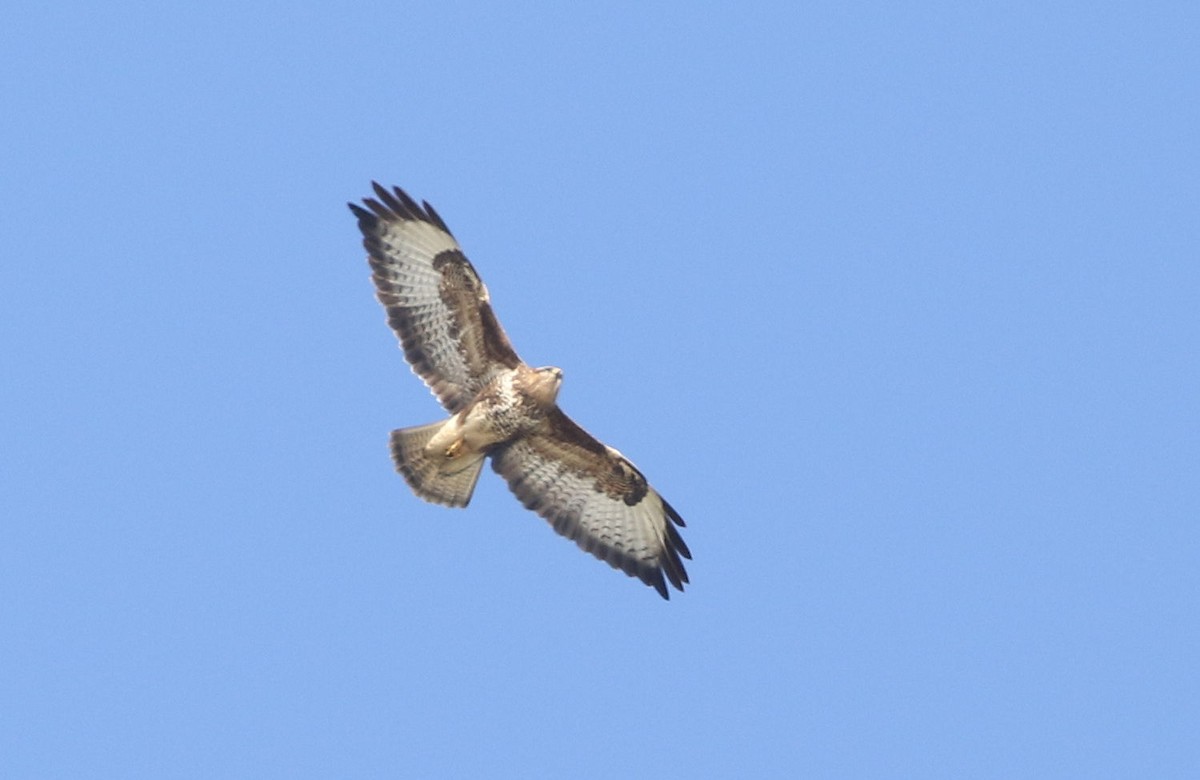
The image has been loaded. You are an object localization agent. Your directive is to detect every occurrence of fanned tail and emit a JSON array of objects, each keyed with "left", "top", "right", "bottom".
[{"left": 389, "top": 421, "right": 486, "bottom": 508}]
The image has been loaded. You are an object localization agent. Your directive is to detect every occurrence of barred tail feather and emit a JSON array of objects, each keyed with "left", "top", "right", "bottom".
[{"left": 389, "top": 422, "right": 485, "bottom": 508}]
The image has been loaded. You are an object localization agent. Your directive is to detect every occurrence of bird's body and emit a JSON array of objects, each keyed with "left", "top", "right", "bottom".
[
  {"left": 350, "top": 183, "right": 690, "bottom": 598},
  {"left": 392, "top": 365, "right": 561, "bottom": 507}
]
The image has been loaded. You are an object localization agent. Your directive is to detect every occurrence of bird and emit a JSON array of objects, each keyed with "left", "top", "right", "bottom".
[{"left": 349, "top": 183, "right": 691, "bottom": 598}]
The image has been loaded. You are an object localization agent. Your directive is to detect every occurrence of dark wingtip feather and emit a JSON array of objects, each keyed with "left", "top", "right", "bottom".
[
  {"left": 666, "top": 520, "right": 692, "bottom": 561},
  {"left": 650, "top": 571, "right": 670, "bottom": 600},
  {"left": 662, "top": 541, "right": 689, "bottom": 587},
  {"left": 662, "top": 497, "right": 686, "bottom": 528},
  {"left": 362, "top": 196, "right": 392, "bottom": 219},
  {"left": 392, "top": 186, "right": 423, "bottom": 213},
  {"left": 372, "top": 183, "right": 410, "bottom": 217},
  {"left": 370, "top": 180, "right": 392, "bottom": 203},
  {"left": 653, "top": 495, "right": 691, "bottom": 595},
  {"left": 423, "top": 200, "right": 454, "bottom": 236},
  {"left": 348, "top": 202, "right": 375, "bottom": 224},
  {"left": 357, "top": 183, "right": 454, "bottom": 236}
]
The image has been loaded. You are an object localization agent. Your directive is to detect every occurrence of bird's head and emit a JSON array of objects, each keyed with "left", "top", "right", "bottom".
[{"left": 528, "top": 366, "right": 563, "bottom": 407}]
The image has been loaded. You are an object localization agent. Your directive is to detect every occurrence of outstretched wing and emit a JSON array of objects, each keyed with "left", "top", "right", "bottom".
[
  {"left": 349, "top": 183, "right": 522, "bottom": 413},
  {"left": 492, "top": 409, "right": 691, "bottom": 599}
]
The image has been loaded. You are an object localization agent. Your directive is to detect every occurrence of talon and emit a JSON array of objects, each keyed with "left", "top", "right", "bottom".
[{"left": 445, "top": 439, "right": 463, "bottom": 458}]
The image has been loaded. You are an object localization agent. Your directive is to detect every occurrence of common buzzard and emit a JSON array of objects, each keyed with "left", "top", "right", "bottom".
[{"left": 350, "top": 183, "right": 691, "bottom": 598}]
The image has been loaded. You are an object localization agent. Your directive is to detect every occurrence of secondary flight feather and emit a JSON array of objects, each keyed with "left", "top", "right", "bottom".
[{"left": 349, "top": 183, "right": 691, "bottom": 598}]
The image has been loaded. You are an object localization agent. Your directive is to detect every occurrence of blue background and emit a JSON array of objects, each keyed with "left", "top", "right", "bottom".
[{"left": 3, "top": 2, "right": 1197, "bottom": 777}]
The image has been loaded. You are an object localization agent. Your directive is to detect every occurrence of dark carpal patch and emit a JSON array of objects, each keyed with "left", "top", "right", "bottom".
[
  {"left": 433, "top": 250, "right": 521, "bottom": 371},
  {"left": 601, "top": 458, "right": 649, "bottom": 506}
]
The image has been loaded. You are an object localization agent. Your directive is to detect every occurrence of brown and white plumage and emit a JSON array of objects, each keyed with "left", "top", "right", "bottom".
[
  {"left": 352, "top": 184, "right": 520, "bottom": 413},
  {"left": 350, "top": 183, "right": 691, "bottom": 599}
]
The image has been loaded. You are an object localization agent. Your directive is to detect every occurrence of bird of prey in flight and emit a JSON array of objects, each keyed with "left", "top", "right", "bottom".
[{"left": 350, "top": 184, "right": 690, "bottom": 598}]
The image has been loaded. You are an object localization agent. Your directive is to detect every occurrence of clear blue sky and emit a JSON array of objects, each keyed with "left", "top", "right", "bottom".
[{"left": 3, "top": 2, "right": 1197, "bottom": 777}]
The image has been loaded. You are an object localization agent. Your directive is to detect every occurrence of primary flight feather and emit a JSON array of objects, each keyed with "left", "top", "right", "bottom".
[{"left": 349, "top": 183, "right": 691, "bottom": 598}]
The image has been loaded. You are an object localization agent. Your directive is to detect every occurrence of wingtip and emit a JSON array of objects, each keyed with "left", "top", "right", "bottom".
[
  {"left": 662, "top": 497, "right": 686, "bottom": 528},
  {"left": 359, "top": 182, "right": 450, "bottom": 234},
  {"left": 423, "top": 200, "right": 454, "bottom": 236}
]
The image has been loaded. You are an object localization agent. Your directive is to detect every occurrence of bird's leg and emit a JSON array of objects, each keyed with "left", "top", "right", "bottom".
[{"left": 445, "top": 439, "right": 464, "bottom": 459}]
